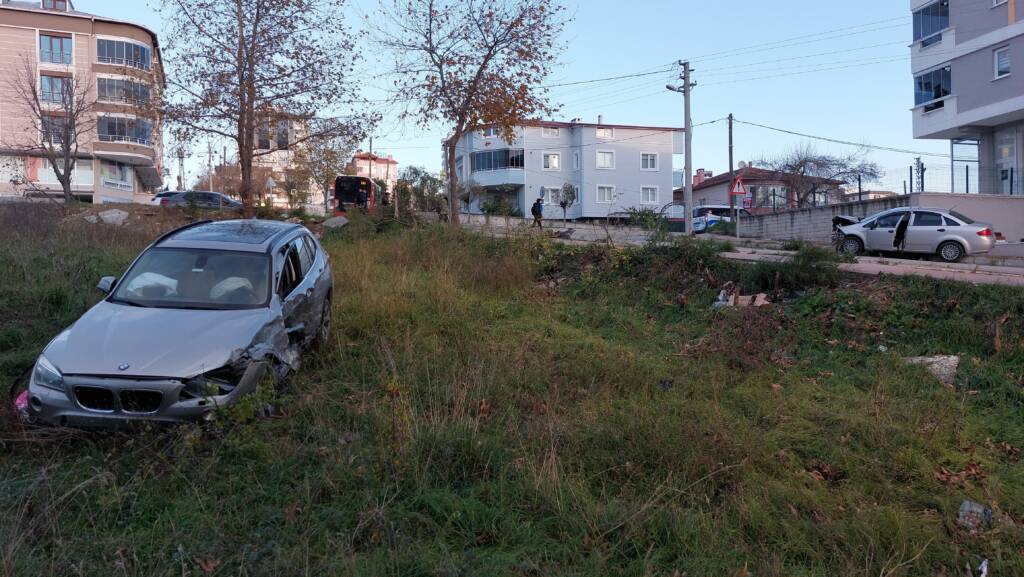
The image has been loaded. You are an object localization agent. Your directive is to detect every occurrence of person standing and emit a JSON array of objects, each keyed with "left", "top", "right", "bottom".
[{"left": 531, "top": 198, "right": 544, "bottom": 229}]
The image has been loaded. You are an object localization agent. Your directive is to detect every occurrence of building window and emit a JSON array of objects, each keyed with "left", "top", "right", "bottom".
[
  {"left": 596, "top": 127, "right": 614, "bottom": 139},
  {"left": 481, "top": 127, "right": 498, "bottom": 138},
  {"left": 41, "top": 115, "right": 66, "bottom": 144},
  {"left": 543, "top": 187, "right": 559, "bottom": 205},
  {"left": 257, "top": 120, "right": 271, "bottom": 150},
  {"left": 596, "top": 150, "right": 615, "bottom": 170},
  {"left": 42, "top": 0, "right": 68, "bottom": 9},
  {"left": 455, "top": 156, "right": 464, "bottom": 179},
  {"left": 98, "top": 116, "right": 153, "bottom": 145},
  {"left": 995, "top": 47, "right": 1011, "bottom": 79},
  {"left": 97, "top": 39, "right": 152, "bottom": 71},
  {"left": 100, "top": 160, "right": 134, "bottom": 191},
  {"left": 40, "top": 75, "right": 70, "bottom": 104},
  {"left": 914, "top": 66, "right": 951, "bottom": 111},
  {"left": 97, "top": 78, "right": 151, "bottom": 106},
  {"left": 597, "top": 185, "right": 615, "bottom": 204},
  {"left": 470, "top": 149, "right": 525, "bottom": 172},
  {"left": 542, "top": 127, "right": 560, "bottom": 138},
  {"left": 640, "top": 152, "right": 658, "bottom": 171},
  {"left": 37, "top": 158, "right": 92, "bottom": 185},
  {"left": 276, "top": 120, "right": 290, "bottom": 149},
  {"left": 913, "top": 1, "right": 949, "bottom": 47},
  {"left": 573, "top": 151, "right": 580, "bottom": 170},
  {"left": 641, "top": 186, "right": 658, "bottom": 204},
  {"left": 543, "top": 153, "right": 560, "bottom": 170},
  {"left": 40, "top": 34, "right": 72, "bottom": 65}
]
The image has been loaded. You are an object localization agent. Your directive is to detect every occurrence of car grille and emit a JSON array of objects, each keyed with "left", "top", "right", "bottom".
[
  {"left": 120, "top": 390, "right": 163, "bottom": 413},
  {"left": 74, "top": 386, "right": 117, "bottom": 412}
]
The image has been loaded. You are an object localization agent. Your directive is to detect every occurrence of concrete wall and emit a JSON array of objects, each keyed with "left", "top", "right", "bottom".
[
  {"left": 951, "top": 0, "right": 1009, "bottom": 43},
  {"left": 914, "top": 192, "right": 1024, "bottom": 242},
  {"left": 954, "top": 35, "right": 1024, "bottom": 113},
  {"left": 739, "top": 193, "right": 1024, "bottom": 243},
  {"left": 739, "top": 197, "right": 909, "bottom": 242}
]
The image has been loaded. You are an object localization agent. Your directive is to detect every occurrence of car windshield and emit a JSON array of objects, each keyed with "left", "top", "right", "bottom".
[
  {"left": 949, "top": 211, "right": 975, "bottom": 224},
  {"left": 111, "top": 248, "right": 271, "bottom": 310}
]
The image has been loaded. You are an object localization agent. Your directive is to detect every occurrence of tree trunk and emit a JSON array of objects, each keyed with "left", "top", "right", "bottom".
[{"left": 445, "top": 135, "right": 461, "bottom": 227}]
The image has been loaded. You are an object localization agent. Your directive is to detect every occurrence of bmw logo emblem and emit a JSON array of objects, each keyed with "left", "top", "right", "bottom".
[{"left": 118, "top": 363, "right": 130, "bottom": 371}]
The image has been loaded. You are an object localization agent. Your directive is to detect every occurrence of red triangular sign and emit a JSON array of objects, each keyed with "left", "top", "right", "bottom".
[{"left": 731, "top": 177, "right": 747, "bottom": 196}]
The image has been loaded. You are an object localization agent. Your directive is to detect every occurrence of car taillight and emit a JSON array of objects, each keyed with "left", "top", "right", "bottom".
[{"left": 977, "top": 228, "right": 993, "bottom": 237}]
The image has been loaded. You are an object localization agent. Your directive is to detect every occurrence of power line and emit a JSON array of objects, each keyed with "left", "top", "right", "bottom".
[
  {"left": 542, "top": 66, "right": 677, "bottom": 89},
  {"left": 734, "top": 119, "right": 951, "bottom": 158}
]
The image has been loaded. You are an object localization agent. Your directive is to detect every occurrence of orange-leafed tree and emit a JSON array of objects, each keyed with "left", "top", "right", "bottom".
[{"left": 379, "top": 0, "right": 567, "bottom": 226}]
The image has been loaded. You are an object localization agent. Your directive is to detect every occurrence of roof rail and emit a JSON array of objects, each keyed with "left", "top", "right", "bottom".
[
  {"left": 151, "top": 219, "right": 215, "bottom": 247},
  {"left": 265, "top": 223, "right": 304, "bottom": 254}
]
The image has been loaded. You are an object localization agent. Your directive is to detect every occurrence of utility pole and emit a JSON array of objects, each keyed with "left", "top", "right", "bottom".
[
  {"left": 915, "top": 157, "right": 926, "bottom": 193},
  {"left": 858, "top": 174, "right": 863, "bottom": 202},
  {"left": 729, "top": 113, "right": 739, "bottom": 239},
  {"left": 368, "top": 136, "right": 374, "bottom": 206},
  {"left": 176, "top": 147, "right": 186, "bottom": 191},
  {"left": 206, "top": 140, "right": 214, "bottom": 194},
  {"left": 667, "top": 62, "right": 696, "bottom": 236}
]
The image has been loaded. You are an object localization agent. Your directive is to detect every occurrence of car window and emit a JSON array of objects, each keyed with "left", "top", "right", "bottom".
[
  {"left": 912, "top": 212, "right": 943, "bottom": 227},
  {"left": 949, "top": 211, "right": 975, "bottom": 224},
  {"left": 111, "top": 248, "right": 270, "bottom": 309},
  {"left": 278, "top": 247, "right": 303, "bottom": 298},
  {"left": 943, "top": 216, "right": 961, "bottom": 227},
  {"left": 875, "top": 212, "right": 907, "bottom": 228},
  {"left": 301, "top": 235, "right": 317, "bottom": 265},
  {"left": 293, "top": 237, "right": 313, "bottom": 277}
]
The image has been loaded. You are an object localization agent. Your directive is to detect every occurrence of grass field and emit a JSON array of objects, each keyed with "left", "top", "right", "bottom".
[{"left": 1, "top": 204, "right": 1022, "bottom": 576}]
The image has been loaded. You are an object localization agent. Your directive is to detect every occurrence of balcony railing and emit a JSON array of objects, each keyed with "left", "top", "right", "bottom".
[
  {"left": 40, "top": 92, "right": 68, "bottom": 104},
  {"left": 98, "top": 134, "right": 153, "bottom": 146},
  {"left": 40, "top": 51, "right": 72, "bottom": 65},
  {"left": 97, "top": 56, "right": 150, "bottom": 71},
  {"left": 98, "top": 95, "right": 151, "bottom": 107},
  {"left": 101, "top": 179, "right": 134, "bottom": 191}
]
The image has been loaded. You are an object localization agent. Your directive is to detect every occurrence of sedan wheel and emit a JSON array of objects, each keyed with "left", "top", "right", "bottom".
[
  {"left": 840, "top": 237, "right": 863, "bottom": 255},
  {"left": 314, "top": 298, "right": 332, "bottom": 348},
  {"left": 938, "top": 241, "right": 965, "bottom": 263}
]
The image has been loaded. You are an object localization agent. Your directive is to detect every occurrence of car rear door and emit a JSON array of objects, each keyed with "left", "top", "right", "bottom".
[{"left": 905, "top": 211, "right": 944, "bottom": 253}]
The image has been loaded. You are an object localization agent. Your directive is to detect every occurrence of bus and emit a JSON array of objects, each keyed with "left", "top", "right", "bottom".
[{"left": 332, "top": 175, "right": 377, "bottom": 215}]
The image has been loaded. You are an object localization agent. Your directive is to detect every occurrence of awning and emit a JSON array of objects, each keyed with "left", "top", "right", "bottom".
[{"left": 137, "top": 166, "right": 163, "bottom": 190}]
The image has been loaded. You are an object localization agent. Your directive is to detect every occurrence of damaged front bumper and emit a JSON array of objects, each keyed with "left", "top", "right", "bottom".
[{"left": 26, "top": 362, "right": 268, "bottom": 428}]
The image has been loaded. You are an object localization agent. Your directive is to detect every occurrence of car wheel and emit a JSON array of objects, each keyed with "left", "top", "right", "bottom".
[
  {"left": 840, "top": 237, "right": 863, "bottom": 255},
  {"left": 938, "top": 241, "right": 965, "bottom": 263},
  {"left": 313, "top": 296, "right": 332, "bottom": 348}
]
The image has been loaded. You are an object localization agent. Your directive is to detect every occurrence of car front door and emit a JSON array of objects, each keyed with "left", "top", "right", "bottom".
[
  {"left": 277, "top": 236, "right": 317, "bottom": 344},
  {"left": 865, "top": 211, "right": 906, "bottom": 251},
  {"left": 905, "top": 211, "right": 944, "bottom": 253}
]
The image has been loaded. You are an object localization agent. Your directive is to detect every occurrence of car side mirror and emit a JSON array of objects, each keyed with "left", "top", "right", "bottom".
[{"left": 97, "top": 276, "right": 116, "bottom": 294}]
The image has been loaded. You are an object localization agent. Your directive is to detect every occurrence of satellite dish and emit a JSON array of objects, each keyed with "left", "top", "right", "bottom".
[{"left": 738, "top": 161, "right": 747, "bottom": 169}]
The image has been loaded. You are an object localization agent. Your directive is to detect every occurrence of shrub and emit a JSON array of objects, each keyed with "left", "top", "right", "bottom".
[{"left": 741, "top": 243, "right": 845, "bottom": 293}]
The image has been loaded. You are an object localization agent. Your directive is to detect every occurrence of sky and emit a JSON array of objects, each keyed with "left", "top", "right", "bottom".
[{"left": 75, "top": 0, "right": 948, "bottom": 191}]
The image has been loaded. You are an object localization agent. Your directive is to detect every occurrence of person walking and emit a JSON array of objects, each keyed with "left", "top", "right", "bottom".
[{"left": 531, "top": 198, "right": 544, "bottom": 229}]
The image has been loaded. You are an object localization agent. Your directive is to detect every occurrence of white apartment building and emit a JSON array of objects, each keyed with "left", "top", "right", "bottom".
[{"left": 451, "top": 120, "right": 681, "bottom": 219}]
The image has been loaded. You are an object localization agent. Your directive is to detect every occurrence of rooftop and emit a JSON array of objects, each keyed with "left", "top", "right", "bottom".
[
  {"left": 688, "top": 166, "right": 845, "bottom": 192},
  {"left": 0, "top": 0, "right": 161, "bottom": 48}
]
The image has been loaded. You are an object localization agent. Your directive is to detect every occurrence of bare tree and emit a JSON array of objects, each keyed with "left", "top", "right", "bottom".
[
  {"left": 379, "top": 0, "right": 568, "bottom": 226},
  {"left": 759, "top": 145, "right": 882, "bottom": 209},
  {"left": 290, "top": 123, "right": 361, "bottom": 213},
  {"left": 3, "top": 55, "right": 96, "bottom": 202},
  {"left": 158, "top": 0, "right": 373, "bottom": 208}
]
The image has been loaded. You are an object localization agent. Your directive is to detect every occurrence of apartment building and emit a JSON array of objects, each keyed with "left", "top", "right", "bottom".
[
  {"left": 911, "top": 0, "right": 1024, "bottom": 194},
  {"left": 0, "top": 0, "right": 164, "bottom": 202},
  {"left": 451, "top": 120, "right": 680, "bottom": 219}
]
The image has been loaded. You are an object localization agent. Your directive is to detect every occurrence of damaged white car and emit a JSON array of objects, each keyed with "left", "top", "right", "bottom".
[{"left": 19, "top": 219, "right": 332, "bottom": 427}]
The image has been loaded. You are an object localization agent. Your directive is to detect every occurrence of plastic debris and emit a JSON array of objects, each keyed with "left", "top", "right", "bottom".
[
  {"left": 877, "top": 345, "right": 888, "bottom": 353},
  {"left": 903, "top": 355, "right": 959, "bottom": 389},
  {"left": 957, "top": 500, "right": 993, "bottom": 532},
  {"left": 977, "top": 559, "right": 989, "bottom": 577},
  {"left": 712, "top": 287, "right": 771, "bottom": 310},
  {"left": 13, "top": 390, "right": 29, "bottom": 421}
]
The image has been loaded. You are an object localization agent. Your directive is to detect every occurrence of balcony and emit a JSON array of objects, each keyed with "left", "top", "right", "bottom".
[
  {"left": 93, "top": 136, "right": 157, "bottom": 167},
  {"left": 39, "top": 51, "right": 72, "bottom": 66}
]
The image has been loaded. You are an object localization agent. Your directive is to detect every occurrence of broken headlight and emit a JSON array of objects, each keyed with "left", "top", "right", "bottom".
[
  {"left": 32, "top": 355, "right": 64, "bottom": 392},
  {"left": 180, "top": 365, "right": 244, "bottom": 400}
]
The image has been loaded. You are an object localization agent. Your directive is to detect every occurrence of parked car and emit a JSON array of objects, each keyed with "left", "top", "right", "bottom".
[
  {"left": 837, "top": 207, "right": 994, "bottom": 263},
  {"left": 20, "top": 220, "right": 333, "bottom": 427},
  {"left": 160, "top": 191, "right": 243, "bottom": 211},
  {"left": 150, "top": 191, "right": 180, "bottom": 206},
  {"left": 692, "top": 205, "right": 752, "bottom": 234}
]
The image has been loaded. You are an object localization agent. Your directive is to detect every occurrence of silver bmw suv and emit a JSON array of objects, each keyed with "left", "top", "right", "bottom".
[{"left": 20, "top": 219, "right": 333, "bottom": 427}]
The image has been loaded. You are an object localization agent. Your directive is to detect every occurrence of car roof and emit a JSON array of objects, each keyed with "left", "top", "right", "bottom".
[{"left": 155, "top": 220, "right": 304, "bottom": 253}]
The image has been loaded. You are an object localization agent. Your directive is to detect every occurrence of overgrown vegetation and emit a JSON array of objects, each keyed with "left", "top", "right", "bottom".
[{"left": 1, "top": 204, "right": 1022, "bottom": 576}]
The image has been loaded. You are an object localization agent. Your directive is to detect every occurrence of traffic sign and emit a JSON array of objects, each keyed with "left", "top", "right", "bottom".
[{"left": 731, "top": 177, "right": 747, "bottom": 197}]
